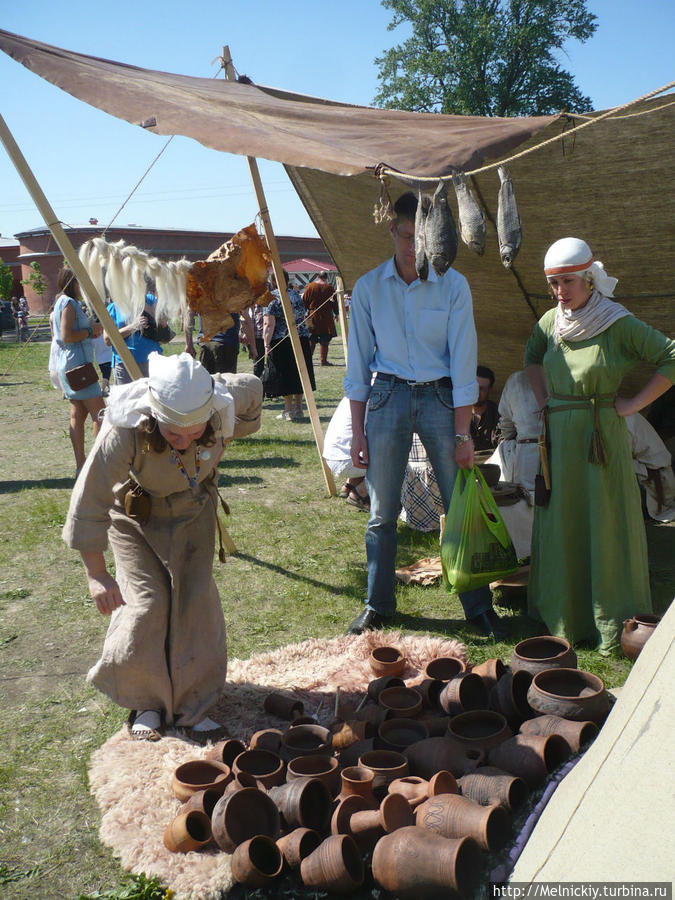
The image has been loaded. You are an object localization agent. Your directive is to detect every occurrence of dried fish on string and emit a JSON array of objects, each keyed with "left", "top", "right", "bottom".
[
  {"left": 452, "top": 173, "right": 486, "bottom": 256},
  {"left": 496, "top": 166, "right": 522, "bottom": 268},
  {"left": 424, "top": 180, "right": 458, "bottom": 276},
  {"left": 414, "top": 189, "right": 431, "bottom": 281}
]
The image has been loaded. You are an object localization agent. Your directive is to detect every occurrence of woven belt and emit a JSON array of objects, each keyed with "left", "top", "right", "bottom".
[
  {"left": 378, "top": 372, "right": 453, "bottom": 388},
  {"left": 547, "top": 391, "right": 616, "bottom": 465}
]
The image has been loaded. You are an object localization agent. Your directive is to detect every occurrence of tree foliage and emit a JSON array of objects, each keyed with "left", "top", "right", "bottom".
[
  {"left": 21, "top": 260, "right": 48, "bottom": 298},
  {"left": 0, "top": 259, "right": 13, "bottom": 301},
  {"left": 374, "top": 0, "right": 597, "bottom": 116}
]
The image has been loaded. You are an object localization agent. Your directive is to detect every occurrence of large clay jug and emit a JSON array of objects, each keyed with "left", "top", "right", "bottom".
[
  {"left": 231, "top": 835, "right": 283, "bottom": 887},
  {"left": 621, "top": 614, "right": 662, "bottom": 661},
  {"left": 415, "top": 793, "right": 511, "bottom": 851},
  {"left": 372, "top": 826, "right": 481, "bottom": 897},
  {"left": 211, "top": 786, "right": 280, "bottom": 853},
  {"left": 457, "top": 766, "right": 528, "bottom": 811},
  {"left": 300, "top": 834, "right": 364, "bottom": 893}
]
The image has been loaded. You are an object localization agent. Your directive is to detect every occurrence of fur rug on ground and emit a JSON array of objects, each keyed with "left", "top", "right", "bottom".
[{"left": 88, "top": 630, "right": 467, "bottom": 900}]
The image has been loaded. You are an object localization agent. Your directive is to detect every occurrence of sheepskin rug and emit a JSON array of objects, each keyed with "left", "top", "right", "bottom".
[{"left": 88, "top": 630, "right": 467, "bottom": 900}]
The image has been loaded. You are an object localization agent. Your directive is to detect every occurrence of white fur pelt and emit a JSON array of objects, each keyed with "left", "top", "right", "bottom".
[
  {"left": 88, "top": 631, "right": 467, "bottom": 899},
  {"left": 78, "top": 237, "right": 191, "bottom": 325}
]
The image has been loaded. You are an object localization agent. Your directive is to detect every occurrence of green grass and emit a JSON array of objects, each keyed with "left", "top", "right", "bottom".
[{"left": 0, "top": 335, "right": 672, "bottom": 899}]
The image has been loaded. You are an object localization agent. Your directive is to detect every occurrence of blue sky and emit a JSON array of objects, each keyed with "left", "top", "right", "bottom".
[{"left": 0, "top": 0, "right": 673, "bottom": 241}]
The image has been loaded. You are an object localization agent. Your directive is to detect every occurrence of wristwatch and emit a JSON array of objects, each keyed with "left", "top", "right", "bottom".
[{"left": 455, "top": 433, "right": 472, "bottom": 445}]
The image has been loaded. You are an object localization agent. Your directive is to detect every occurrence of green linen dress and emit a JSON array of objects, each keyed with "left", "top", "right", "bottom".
[{"left": 524, "top": 310, "right": 675, "bottom": 653}]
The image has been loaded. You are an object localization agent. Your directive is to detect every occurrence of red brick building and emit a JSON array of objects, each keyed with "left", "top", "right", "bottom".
[{"left": 14, "top": 224, "right": 334, "bottom": 312}]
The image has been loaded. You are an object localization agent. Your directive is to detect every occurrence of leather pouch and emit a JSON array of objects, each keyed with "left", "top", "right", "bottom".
[
  {"left": 65, "top": 362, "right": 98, "bottom": 391},
  {"left": 124, "top": 482, "right": 152, "bottom": 525}
]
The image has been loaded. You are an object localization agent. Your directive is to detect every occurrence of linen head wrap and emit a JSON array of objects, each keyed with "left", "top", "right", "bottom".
[{"left": 544, "top": 237, "right": 618, "bottom": 298}]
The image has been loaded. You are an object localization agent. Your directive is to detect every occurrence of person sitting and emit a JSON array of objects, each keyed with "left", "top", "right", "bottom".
[
  {"left": 470, "top": 365, "right": 500, "bottom": 450},
  {"left": 322, "top": 397, "right": 370, "bottom": 510}
]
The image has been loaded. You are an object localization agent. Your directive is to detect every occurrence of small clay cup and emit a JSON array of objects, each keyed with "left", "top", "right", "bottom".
[
  {"left": 369, "top": 645, "right": 406, "bottom": 678},
  {"left": 264, "top": 692, "right": 304, "bottom": 720},
  {"left": 367, "top": 675, "right": 405, "bottom": 702},
  {"left": 280, "top": 724, "right": 332, "bottom": 760},
  {"left": 277, "top": 828, "right": 321, "bottom": 869},
  {"left": 376, "top": 717, "right": 429, "bottom": 752},
  {"left": 414, "top": 678, "right": 445, "bottom": 709},
  {"left": 447, "top": 710, "right": 513, "bottom": 752},
  {"left": 231, "top": 835, "right": 284, "bottom": 887},
  {"left": 527, "top": 669, "right": 610, "bottom": 724},
  {"left": 511, "top": 635, "right": 577, "bottom": 676},
  {"left": 471, "top": 657, "right": 507, "bottom": 690},
  {"left": 222, "top": 772, "right": 262, "bottom": 796},
  {"left": 439, "top": 673, "right": 489, "bottom": 715},
  {"left": 458, "top": 766, "right": 529, "bottom": 811},
  {"left": 424, "top": 656, "right": 466, "bottom": 682},
  {"left": 268, "top": 777, "right": 332, "bottom": 832},
  {"left": 287, "top": 754, "right": 340, "bottom": 797},
  {"left": 163, "top": 809, "right": 211, "bottom": 853},
  {"left": 490, "top": 669, "right": 534, "bottom": 725},
  {"left": 519, "top": 714, "right": 598, "bottom": 752},
  {"left": 232, "top": 749, "right": 285, "bottom": 788},
  {"left": 358, "top": 749, "right": 409, "bottom": 794},
  {"left": 337, "top": 765, "right": 378, "bottom": 808},
  {"left": 250, "top": 728, "right": 283, "bottom": 753},
  {"left": 171, "top": 760, "right": 231, "bottom": 802},
  {"left": 204, "top": 738, "right": 246, "bottom": 767},
  {"left": 179, "top": 787, "right": 222, "bottom": 819},
  {"left": 330, "top": 719, "right": 373, "bottom": 750},
  {"left": 378, "top": 686, "right": 423, "bottom": 719},
  {"left": 300, "top": 834, "right": 364, "bottom": 893},
  {"left": 211, "top": 786, "right": 280, "bottom": 853}
]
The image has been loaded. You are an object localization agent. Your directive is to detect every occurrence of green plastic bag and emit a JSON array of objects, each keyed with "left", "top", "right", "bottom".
[{"left": 441, "top": 465, "right": 518, "bottom": 593}]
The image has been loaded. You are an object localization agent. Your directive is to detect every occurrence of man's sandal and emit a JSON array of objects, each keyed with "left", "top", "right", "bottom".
[
  {"left": 339, "top": 482, "right": 351, "bottom": 498},
  {"left": 346, "top": 487, "right": 370, "bottom": 511},
  {"left": 127, "top": 709, "right": 163, "bottom": 742}
]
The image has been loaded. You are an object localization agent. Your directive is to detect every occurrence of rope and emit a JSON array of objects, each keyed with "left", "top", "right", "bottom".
[
  {"left": 376, "top": 80, "right": 675, "bottom": 184},
  {"left": 568, "top": 99, "right": 675, "bottom": 121}
]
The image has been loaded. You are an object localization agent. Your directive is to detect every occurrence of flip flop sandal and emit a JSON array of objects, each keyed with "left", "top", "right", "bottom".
[
  {"left": 346, "top": 488, "right": 370, "bottom": 511},
  {"left": 127, "top": 709, "right": 163, "bottom": 742}
]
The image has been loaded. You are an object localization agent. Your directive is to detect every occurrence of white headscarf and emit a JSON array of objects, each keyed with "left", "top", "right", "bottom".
[
  {"left": 106, "top": 352, "right": 235, "bottom": 435},
  {"left": 544, "top": 238, "right": 630, "bottom": 344}
]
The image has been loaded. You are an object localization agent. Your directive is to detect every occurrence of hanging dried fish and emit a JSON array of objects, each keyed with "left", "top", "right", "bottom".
[
  {"left": 414, "top": 189, "right": 431, "bottom": 281},
  {"left": 452, "top": 173, "right": 486, "bottom": 256},
  {"left": 496, "top": 166, "right": 522, "bottom": 268},
  {"left": 424, "top": 180, "right": 458, "bottom": 276}
]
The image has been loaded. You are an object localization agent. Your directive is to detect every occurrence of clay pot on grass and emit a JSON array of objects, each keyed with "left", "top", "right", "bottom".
[
  {"left": 520, "top": 715, "right": 598, "bottom": 752},
  {"left": 457, "top": 766, "right": 529, "bottom": 811},
  {"left": 171, "top": 760, "right": 231, "bottom": 802},
  {"left": 277, "top": 828, "right": 322, "bottom": 869},
  {"left": 300, "top": 834, "right": 364, "bottom": 894},
  {"left": 372, "top": 826, "right": 481, "bottom": 898},
  {"left": 439, "top": 673, "right": 489, "bottom": 715},
  {"left": 369, "top": 645, "right": 406, "bottom": 678},
  {"left": 511, "top": 636, "right": 577, "bottom": 676},
  {"left": 231, "top": 835, "right": 283, "bottom": 887},
  {"left": 487, "top": 733, "right": 570, "bottom": 788},
  {"left": 211, "top": 786, "right": 280, "bottom": 853},
  {"left": 415, "top": 793, "right": 511, "bottom": 851},
  {"left": 621, "top": 614, "right": 662, "bottom": 661},
  {"left": 414, "top": 678, "right": 445, "bottom": 709},
  {"left": 527, "top": 669, "right": 610, "bottom": 724}
]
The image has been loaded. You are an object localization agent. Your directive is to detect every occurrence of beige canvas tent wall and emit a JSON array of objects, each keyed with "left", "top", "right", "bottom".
[{"left": 0, "top": 28, "right": 672, "bottom": 389}]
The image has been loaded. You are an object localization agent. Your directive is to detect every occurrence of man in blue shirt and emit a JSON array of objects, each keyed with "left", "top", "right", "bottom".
[{"left": 344, "top": 191, "right": 506, "bottom": 638}]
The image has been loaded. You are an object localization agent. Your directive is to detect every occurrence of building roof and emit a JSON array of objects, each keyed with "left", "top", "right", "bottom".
[{"left": 283, "top": 258, "right": 336, "bottom": 273}]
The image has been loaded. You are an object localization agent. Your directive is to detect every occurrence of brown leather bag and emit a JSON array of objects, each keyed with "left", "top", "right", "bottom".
[{"left": 65, "top": 362, "right": 99, "bottom": 391}]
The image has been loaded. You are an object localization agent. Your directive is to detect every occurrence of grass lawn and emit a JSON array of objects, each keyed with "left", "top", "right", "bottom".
[{"left": 0, "top": 334, "right": 672, "bottom": 899}]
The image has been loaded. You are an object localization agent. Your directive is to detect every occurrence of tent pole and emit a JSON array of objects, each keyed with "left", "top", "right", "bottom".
[
  {"left": 335, "top": 274, "right": 349, "bottom": 365},
  {"left": 0, "top": 113, "right": 143, "bottom": 381},
  {"left": 221, "top": 47, "right": 336, "bottom": 497}
]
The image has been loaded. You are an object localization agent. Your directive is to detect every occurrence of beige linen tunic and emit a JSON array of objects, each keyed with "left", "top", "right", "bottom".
[{"left": 63, "top": 373, "right": 262, "bottom": 726}]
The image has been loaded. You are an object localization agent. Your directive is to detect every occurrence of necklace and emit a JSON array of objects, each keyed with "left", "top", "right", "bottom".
[{"left": 169, "top": 446, "right": 201, "bottom": 490}]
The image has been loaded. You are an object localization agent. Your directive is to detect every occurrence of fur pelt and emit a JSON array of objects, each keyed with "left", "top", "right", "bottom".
[{"left": 88, "top": 631, "right": 467, "bottom": 899}]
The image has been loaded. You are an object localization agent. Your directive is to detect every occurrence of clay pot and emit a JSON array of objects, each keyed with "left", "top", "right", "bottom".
[
  {"left": 376, "top": 717, "right": 429, "bottom": 752},
  {"left": 511, "top": 635, "right": 577, "bottom": 676},
  {"left": 439, "top": 673, "right": 489, "bottom": 715},
  {"left": 388, "top": 770, "right": 457, "bottom": 809},
  {"left": 333, "top": 791, "right": 414, "bottom": 851},
  {"left": 352, "top": 704, "right": 391, "bottom": 727},
  {"left": 287, "top": 754, "right": 340, "bottom": 797},
  {"left": 358, "top": 750, "right": 409, "bottom": 794},
  {"left": 447, "top": 710, "right": 513, "bottom": 752},
  {"left": 414, "top": 678, "right": 445, "bottom": 709},
  {"left": 337, "top": 765, "right": 379, "bottom": 808},
  {"left": 330, "top": 719, "right": 373, "bottom": 750},
  {"left": 527, "top": 668, "right": 610, "bottom": 724},
  {"left": 280, "top": 724, "right": 332, "bottom": 760},
  {"left": 163, "top": 809, "right": 211, "bottom": 853},
  {"left": 404, "top": 736, "right": 484, "bottom": 779},
  {"left": 268, "top": 777, "right": 332, "bottom": 832},
  {"left": 250, "top": 728, "right": 283, "bottom": 753},
  {"left": 487, "top": 733, "right": 571, "bottom": 788},
  {"left": 621, "top": 614, "right": 662, "bottom": 661},
  {"left": 471, "top": 657, "right": 507, "bottom": 690},
  {"left": 520, "top": 715, "right": 599, "bottom": 752},
  {"left": 369, "top": 645, "right": 406, "bottom": 678},
  {"left": 211, "top": 786, "right": 280, "bottom": 853},
  {"left": 367, "top": 674, "right": 406, "bottom": 702},
  {"left": 372, "top": 826, "right": 481, "bottom": 898},
  {"left": 222, "top": 772, "right": 263, "bottom": 796},
  {"left": 424, "top": 656, "right": 467, "bottom": 681},
  {"left": 276, "top": 827, "right": 322, "bottom": 869},
  {"left": 288, "top": 715, "right": 319, "bottom": 727},
  {"left": 300, "top": 834, "right": 364, "bottom": 893},
  {"left": 232, "top": 749, "right": 285, "bottom": 789},
  {"left": 337, "top": 738, "right": 374, "bottom": 770},
  {"left": 416, "top": 793, "right": 511, "bottom": 851},
  {"left": 479, "top": 463, "right": 501, "bottom": 486},
  {"left": 457, "top": 766, "right": 529, "bottom": 811},
  {"left": 231, "top": 835, "right": 283, "bottom": 887},
  {"left": 378, "top": 686, "right": 423, "bottom": 719},
  {"left": 171, "top": 760, "right": 231, "bottom": 802},
  {"left": 264, "top": 691, "right": 304, "bottom": 720},
  {"left": 490, "top": 669, "right": 534, "bottom": 725},
  {"left": 204, "top": 738, "right": 246, "bottom": 767},
  {"left": 418, "top": 713, "right": 451, "bottom": 737},
  {"left": 179, "top": 787, "right": 222, "bottom": 819}
]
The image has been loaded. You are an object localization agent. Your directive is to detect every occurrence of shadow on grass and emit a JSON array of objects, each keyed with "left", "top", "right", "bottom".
[
  {"left": 0, "top": 477, "right": 74, "bottom": 493},
  {"left": 394, "top": 609, "right": 544, "bottom": 642},
  {"left": 237, "top": 552, "right": 363, "bottom": 597},
  {"left": 221, "top": 455, "right": 299, "bottom": 470}
]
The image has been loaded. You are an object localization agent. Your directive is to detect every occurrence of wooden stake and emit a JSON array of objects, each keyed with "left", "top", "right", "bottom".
[
  {"left": 221, "top": 47, "right": 336, "bottom": 497},
  {"left": 0, "top": 113, "right": 143, "bottom": 380},
  {"left": 334, "top": 686, "right": 341, "bottom": 719},
  {"left": 335, "top": 274, "right": 349, "bottom": 366}
]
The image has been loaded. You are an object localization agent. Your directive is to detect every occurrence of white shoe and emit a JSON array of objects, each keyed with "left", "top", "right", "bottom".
[
  {"left": 130, "top": 709, "right": 162, "bottom": 740},
  {"left": 276, "top": 411, "right": 291, "bottom": 421}
]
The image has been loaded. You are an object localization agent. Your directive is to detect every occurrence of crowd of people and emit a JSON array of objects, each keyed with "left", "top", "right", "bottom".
[{"left": 46, "top": 203, "right": 673, "bottom": 742}]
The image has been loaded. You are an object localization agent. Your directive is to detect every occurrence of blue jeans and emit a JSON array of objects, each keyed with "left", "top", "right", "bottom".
[{"left": 364, "top": 375, "right": 491, "bottom": 619}]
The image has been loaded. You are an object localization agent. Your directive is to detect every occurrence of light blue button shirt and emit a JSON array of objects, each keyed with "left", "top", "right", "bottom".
[{"left": 343, "top": 256, "right": 479, "bottom": 408}]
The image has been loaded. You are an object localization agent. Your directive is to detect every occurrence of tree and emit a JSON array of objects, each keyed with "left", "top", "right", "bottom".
[
  {"left": 373, "top": 0, "right": 597, "bottom": 117},
  {"left": 21, "top": 261, "right": 48, "bottom": 303},
  {"left": 0, "top": 259, "right": 13, "bottom": 301}
]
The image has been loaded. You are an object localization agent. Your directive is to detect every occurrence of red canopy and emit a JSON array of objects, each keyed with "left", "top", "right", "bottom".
[{"left": 283, "top": 258, "right": 337, "bottom": 273}]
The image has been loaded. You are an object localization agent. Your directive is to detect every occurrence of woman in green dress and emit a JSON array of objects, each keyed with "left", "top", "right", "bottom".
[{"left": 525, "top": 238, "right": 675, "bottom": 654}]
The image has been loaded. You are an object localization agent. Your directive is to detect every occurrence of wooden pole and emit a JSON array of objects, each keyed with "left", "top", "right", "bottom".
[
  {"left": 335, "top": 274, "right": 349, "bottom": 365},
  {"left": 0, "top": 114, "right": 143, "bottom": 380},
  {"left": 221, "top": 47, "right": 336, "bottom": 497}
]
